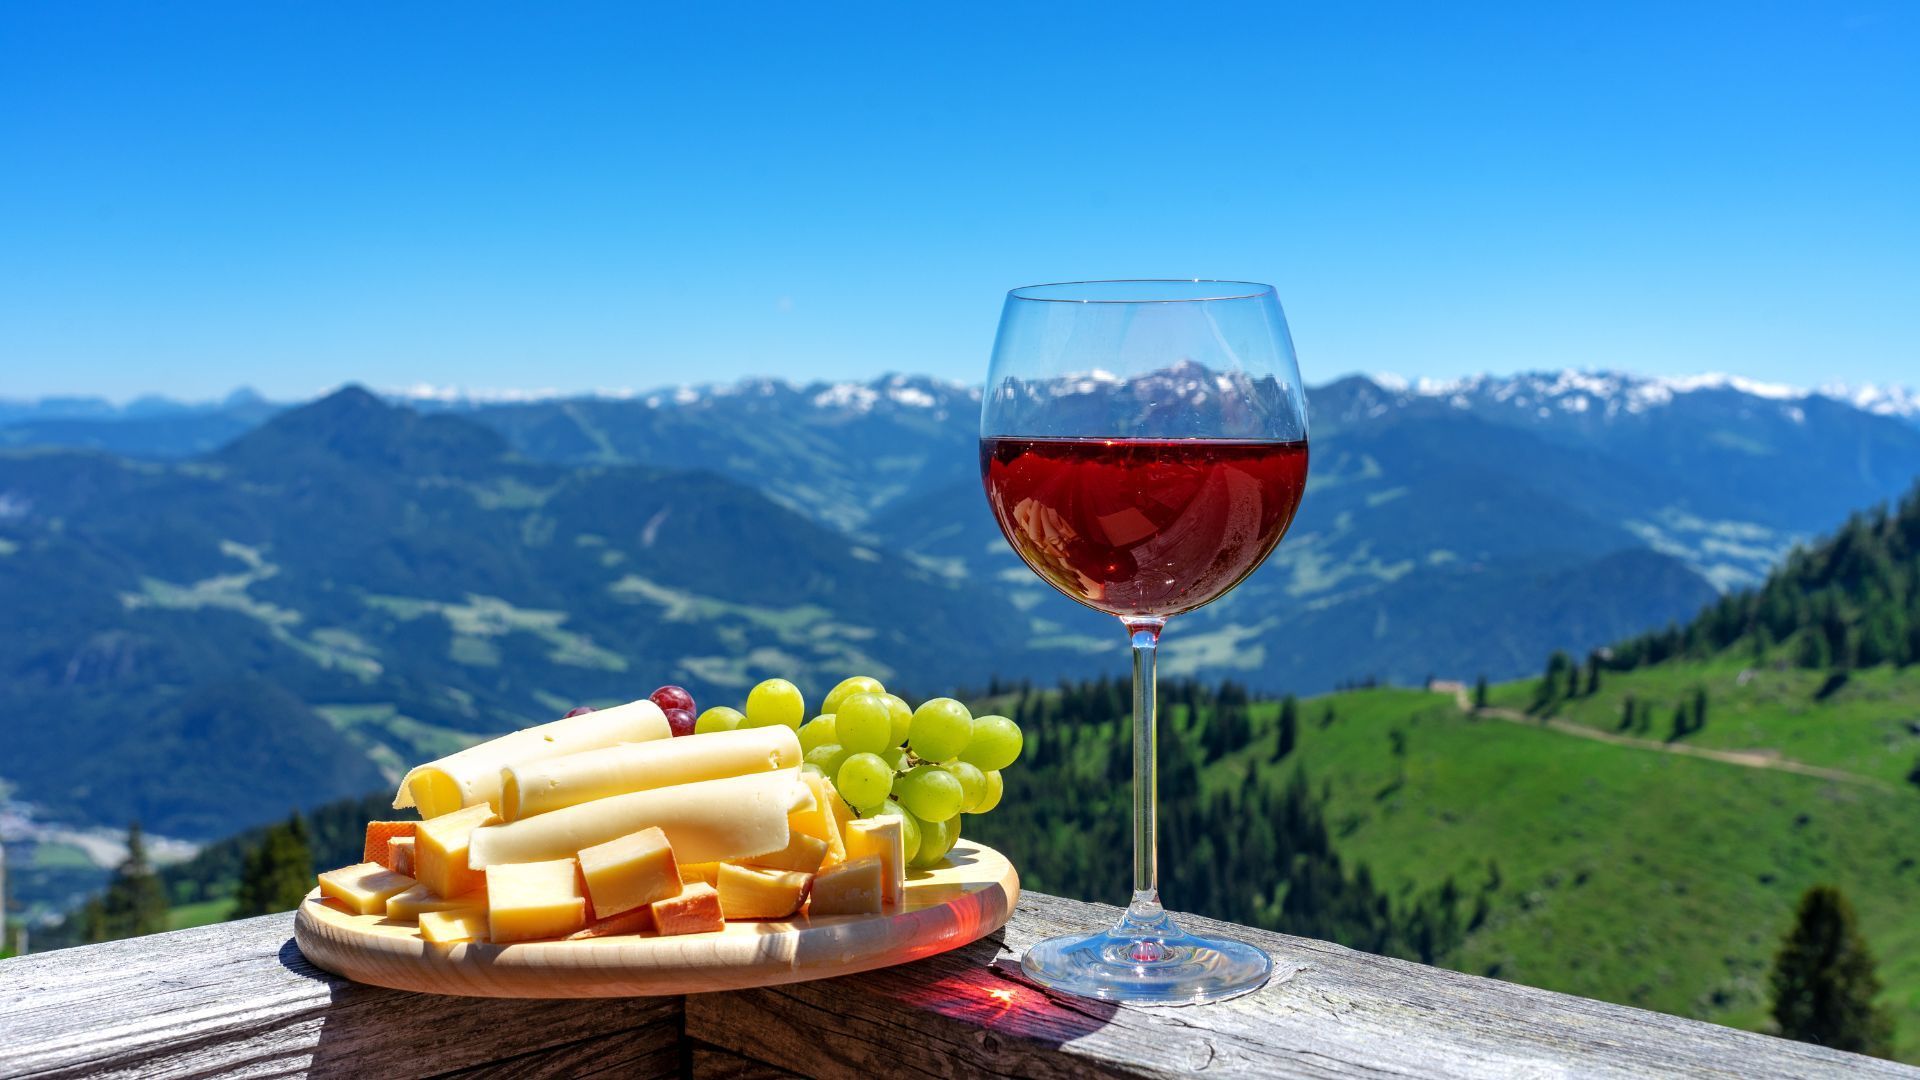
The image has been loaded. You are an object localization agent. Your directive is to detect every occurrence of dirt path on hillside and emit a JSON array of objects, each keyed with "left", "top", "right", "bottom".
[{"left": 1443, "top": 688, "right": 1890, "bottom": 790}]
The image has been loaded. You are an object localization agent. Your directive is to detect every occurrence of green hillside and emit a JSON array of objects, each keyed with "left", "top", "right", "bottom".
[{"left": 968, "top": 677, "right": 1920, "bottom": 1063}]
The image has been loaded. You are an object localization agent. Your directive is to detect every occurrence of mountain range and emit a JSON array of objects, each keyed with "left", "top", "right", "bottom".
[{"left": 3, "top": 368, "right": 1919, "bottom": 841}]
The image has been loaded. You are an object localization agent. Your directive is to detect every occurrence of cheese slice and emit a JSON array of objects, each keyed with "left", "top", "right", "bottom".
[
  {"left": 386, "top": 882, "right": 483, "bottom": 921},
  {"left": 716, "top": 863, "right": 811, "bottom": 920},
  {"left": 388, "top": 836, "right": 416, "bottom": 878},
  {"left": 577, "top": 826, "right": 682, "bottom": 917},
  {"left": 652, "top": 881, "right": 724, "bottom": 936},
  {"left": 568, "top": 905, "right": 656, "bottom": 939},
  {"left": 419, "top": 906, "right": 489, "bottom": 944},
  {"left": 416, "top": 803, "right": 498, "bottom": 899},
  {"left": 679, "top": 861, "right": 721, "bottom": 886},
  {"left": 468, "top": 768, "right": 811, "bottom": 870},
  {"left": 393, "top": 699, "right": 671, "bottom": 817},
  {"left": 788, "top": 772, "right": 847, "bottom": 866},
  {"left": 808, "top": 855, "right": 883, "bottom": 916},
  {"left": 486, "top": 859, "right": 588, "bottom": 943},
  {"left": 843, "top": 818, "right": 904, "bottom": 906},
  {"left": 318, "top": 862, "right": 416, "bottom": 915},
  {"left": 503, "top": 725, "right": 802, "bottom": 821},
  {"left": 363, "top": 821, "right": 417, "bottom": 868},
  {"left": 741, "top": 830, "right": 828, "bottom": 875}
]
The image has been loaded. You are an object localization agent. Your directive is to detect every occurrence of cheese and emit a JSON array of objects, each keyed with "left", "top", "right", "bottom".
[
  {"left": 577, "top": 826, "right": 682, "bottom": 917},
  {"left": 788, "top": 772, "right": 847, "bottom": 866},
  {"left": 652, "top": 881, "right": 724, "bottom": 936},
  {"left": 419, "top": 906, "right": 489, "bottom": 944},
  {"left": 741, "top": 830, "right": 828, "bottom": 875},
  {"left": 568, "top": 906, "right": 656, "bottom": 939},
  {"left": 808, "top": 855, "right": 883, "bottom": 916},
  {"left": 393, "top": 699, "right": 671, "bottom": 817},
  {"left": 467, "top": 769, "right": 811, "bottom": 870},
  {"left": 318, "top": 862, "right": 416, "bottom": 916},
  {"left": 502, "top": 725, "right": 802, "bottom": 821},
  {"left": 486, "top": 859, "right": 588, "bottom": 943},
  {"left": 416, "top": 803, "right": 498, "bottom": 899},
  {"left": 843, "top": 818, "right": 904, "bottom": 906},
  {"left": 386, "top": 882, "right": 483, "bottom": 921},
  {"left": 680, "top": 861, "right": 721, "bottom": 886},
  {"left": 363, "top": 821, "right": 417, "bottom": 868},
  {"left": 388, "top": 837, "right": 416, "bottom": 878},
  {"left": 823, "top": 779, "right": 856, "bottom": 837},
  {"left": 716, "top": 863, "right": 811, "bottom": 920}
]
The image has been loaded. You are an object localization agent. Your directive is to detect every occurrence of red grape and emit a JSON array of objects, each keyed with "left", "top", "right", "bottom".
[
  {"left": 650, "top": 685, "right": 695, "bottom": 714},
  {"left": 564, "top": 706, "right": 595, "bottom": 718},
  {"left": 663, "top": 707, "right": 697, "bottom": 737}
]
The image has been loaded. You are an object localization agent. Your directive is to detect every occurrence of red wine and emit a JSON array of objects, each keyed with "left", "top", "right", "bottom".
[{"left": 980, "top": 436, "right": 1310, "bottom": 619}]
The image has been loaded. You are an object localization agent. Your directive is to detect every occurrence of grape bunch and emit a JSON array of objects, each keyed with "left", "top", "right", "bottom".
[{"left": 696, "top": 674, "right": 1023, "bottom": 869}]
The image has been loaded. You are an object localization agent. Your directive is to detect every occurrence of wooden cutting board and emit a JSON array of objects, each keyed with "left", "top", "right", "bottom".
[{"left": 293, "top": 840, "right": 1019, "bottom": 997}]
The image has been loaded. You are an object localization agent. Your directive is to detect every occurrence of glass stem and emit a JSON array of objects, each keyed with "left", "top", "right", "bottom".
[{"left": 1125, "top": 617, "right": 1166, "bottom": 923}]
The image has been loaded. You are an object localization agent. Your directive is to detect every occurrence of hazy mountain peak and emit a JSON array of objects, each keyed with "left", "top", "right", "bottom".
[
  {"left": 1363, "top": 368, "right": 1918, "bottom": 426},
  {"left": 216, "top": 384, "right": 507, "bottom": 474}
]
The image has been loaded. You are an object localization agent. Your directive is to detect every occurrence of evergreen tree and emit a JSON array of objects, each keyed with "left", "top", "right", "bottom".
[
  {"left": 1618, "top": 694, "right": 1636, "bottom": 732},
  {"left": 1667, "top": 703, "right": 1690, "bottom": 742},
  {"left": 231, "top": 813, "right": 315, "bottom": 918},
  {"left": 93, "top": 823, "right": 169, "bottom": 942},
  {"left": 1769, "top": 885, "right": 1894, "bottom": 1057},
  {"left": 1691, "top": 687, "right": 1709, "bottom": 733},
  {"left": 1273, "top": 695, "right": 1298, "bottom": 762},
  {"left": 1473, "top": 674, "right": 1489, "bottom": 710},
  {"left": 1905, "top": 757, "right": 1920, "bottom": 791},
  {"left": 1585, "top": 656, "right": 1603, "bottom": 695}
]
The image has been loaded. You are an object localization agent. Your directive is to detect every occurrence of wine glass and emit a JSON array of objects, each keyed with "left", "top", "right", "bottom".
[{"left": 979, "top": 279, "right": 1310, "bottom": 1004}]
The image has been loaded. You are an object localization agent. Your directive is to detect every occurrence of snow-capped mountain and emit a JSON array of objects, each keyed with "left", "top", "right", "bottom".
[{"left": 1354, "top": 369, "right": 1920, "bottom": 428}]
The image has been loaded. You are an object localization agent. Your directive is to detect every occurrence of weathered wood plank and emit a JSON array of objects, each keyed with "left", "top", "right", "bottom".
[
  {"left": 689, "top": 1045, "right": 806, "bottom": 1079},
  {"left": 0, "top": 913, "right": 679, "bottom": 1080},
  {"left": 687, "top": 891, "right": 1916, "bottom": 1079}
]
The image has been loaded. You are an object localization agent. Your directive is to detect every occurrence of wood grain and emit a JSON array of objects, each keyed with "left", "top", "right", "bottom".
[
  {"left": 294, "top": 840, "right": 1018, "bottom": 998},
  {"left": 685, "top": 891, "right": 1917, "bottom": 1079}
]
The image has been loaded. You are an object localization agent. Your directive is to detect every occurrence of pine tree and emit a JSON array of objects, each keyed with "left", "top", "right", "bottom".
[
  {"left": 1691, "top": 687, "right": 1709, "bottom": 733},
  {"left": 231, "top": 813, "right": 315, "bottom": 918},
  {"left": 1585, "top": 656, "right": 1602, "bottom": 695},
  {"left": 93, "top": 823, "right": 169, "bottom": 942},
  {"left": 1618, "top": 694, "right": 1636, "bottom": 732},
  {"left": 1472, "top": 674, "right": 1489, "bottom": 710},
  {"left": 1274, "top": 696, "right": 1298, "bottom": 762},
  {"left": 1769, "top": 886, "right": 1894, "bottom": 1057}
]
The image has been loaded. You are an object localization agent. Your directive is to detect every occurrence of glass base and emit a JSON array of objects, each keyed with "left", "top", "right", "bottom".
[{"left": 1019, "top": 900, "right": 1272, "bottom": 1005}]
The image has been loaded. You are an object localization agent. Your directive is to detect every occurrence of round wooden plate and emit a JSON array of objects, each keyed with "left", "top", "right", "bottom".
[{"left": 293, "top": 840, "right": 1019, "bottom": 997}]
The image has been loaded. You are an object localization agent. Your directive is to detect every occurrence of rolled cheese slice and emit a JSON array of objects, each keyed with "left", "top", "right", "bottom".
[
  {"left": 468, "top": 768, "right": 811, "bottom": 870},
  {"left": 393, "top": 698, "right": 670, "bottom": 818},
  {"left": 502, "top": 725, "right": 802, "bottom": 821}
]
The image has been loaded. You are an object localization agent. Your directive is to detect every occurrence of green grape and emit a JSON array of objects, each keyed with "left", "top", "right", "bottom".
[
  {"left": 835, "top": 693, "right": 894, "bottom": 755},
  {"left": 880, "top": 693, "right": 914, "bottom": 745},
  {"left": 798, "top": 715, "right": 838, "bottom": 753},
  {"left": 909, "top": 813, "right": 958, "bottom": 869},
  {"left": 804, "top": 742, "right": 850, "bottom": 778},
  {"left": 874, "top": 803, "right": 922, "bottom": 863},
  {"left": 959, "top": 714, "right": 1023, "bottom": 771},
  {"left": 745, "top": 678, "right": 806, "bottom": 729},
  {"left": 908, "top": 697, "right": 973, "bottom": 762},
  {"left": 970, "top": 769, "right": 1004, "bottom": 814},
  {"left": 693, "top": 706, "right": 745, "bottom": 734},
  {"left": 880, "top": 746, "right": 910, "bottom": 772},
  {"left": 836, "top": 752, "right": 894, "bottom": 810},
  {"left": 800, "top": 762, "right": 826, "bottom": 779},
  {"left": 942, "top": 761, "right": 987, "bottom": 812},
  {"left": 821, "top": 675, "right": 886, "bottom": 715},
  {"left": 895, "top": 764, "right": 964, "bottom": 822}
]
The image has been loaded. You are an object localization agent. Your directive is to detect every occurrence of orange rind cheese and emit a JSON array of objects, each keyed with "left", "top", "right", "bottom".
[{"left": 363, "top": 821, "right": 417, "bottom": 869}]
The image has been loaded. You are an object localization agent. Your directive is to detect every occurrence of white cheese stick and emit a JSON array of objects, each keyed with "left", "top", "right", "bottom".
[
  {"left": 502, "top": 725, "right": 802, "bottom": 821},
  {"left": 393, "top": 699, "right": 670, "bottom": 818},
  {"left": 468, "top": 768, "right": 811, "bottom": 870}
]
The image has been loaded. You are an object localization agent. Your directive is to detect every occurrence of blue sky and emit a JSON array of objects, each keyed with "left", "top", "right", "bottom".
[{"left": 3, "top": 3, "right": 1915, "bottom": 401}]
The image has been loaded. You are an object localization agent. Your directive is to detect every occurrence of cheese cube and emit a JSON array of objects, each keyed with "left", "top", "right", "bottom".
[
  {"left": 652, "top": 881, "right": 724, "bottom": 936},
  {"left": 364, "top": 821, "right": 417, "bottom": 869},
  {"left": 419, "top": 906, "right": 489, "bottom": 944},
  {"left": 741, "top": 830, "right": 828, "bottom": 875},
  {"left": 568, "top": 906, "right": 656, "bottom": 939},
  {"left": 577, "top": 827, "right": 682, "bottom": 917},
  {"left": 386, "top": 882, "right": 483, "bottom": 921},
  {"left": 716, "top": 863, "right": 811, "bottom": 920},
  {"left": 318, "top": 862, "right": 416, "bottom": 915},
  {"left": 486, "top": 859, "right": 587, "bottom": 943},
  {"left": 415, "top": 803, "right": 497, "bottom": 899},
  {"left": 388, "top": 836, "right": 416, "bottom": 878},
  {"left": 680, "top": 861, "right": 721, "bottom": 885},
  {"left": 788, "top": 773, "right": 846, "bottom": 866},
  {"left": 843, "top": 818, "right": 904, "bottom": 906},
  {"left": 808, "top": 855, "right": 883, "bottom": 916}
]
